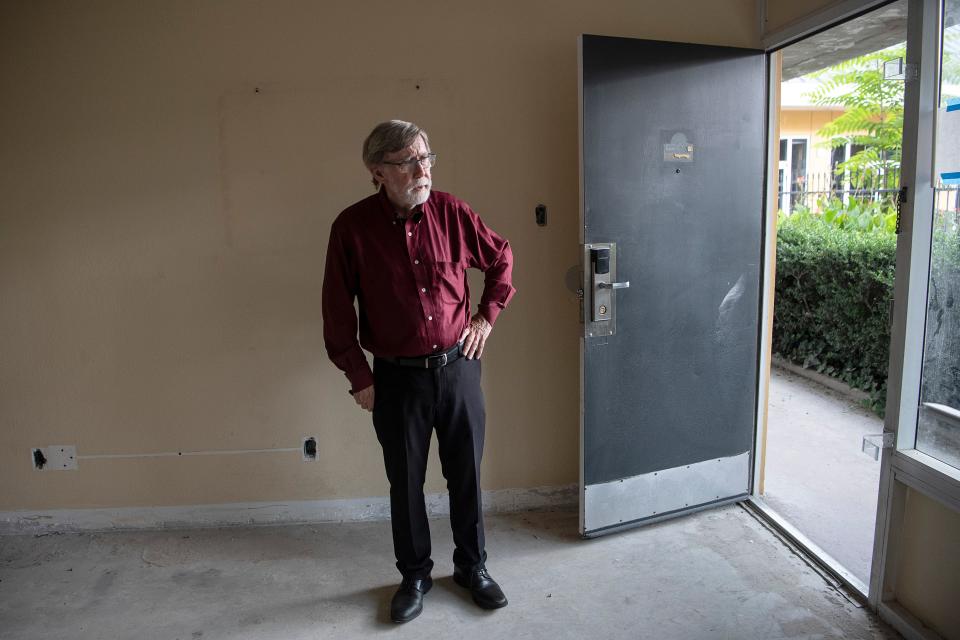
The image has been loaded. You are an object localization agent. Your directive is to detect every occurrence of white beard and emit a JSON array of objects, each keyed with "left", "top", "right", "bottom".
[{"left": 400, "top": 179, "right": 431, "bottom": 209}]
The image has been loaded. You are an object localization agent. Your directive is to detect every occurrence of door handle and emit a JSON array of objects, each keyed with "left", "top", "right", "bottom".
[{"left": 586, "top": 245, "right": 627, "bottom": 328}]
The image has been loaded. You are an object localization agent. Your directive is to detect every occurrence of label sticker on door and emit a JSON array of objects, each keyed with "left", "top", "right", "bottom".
[{"left": 663, "top": 131, "right": 694, "bottom": 163}]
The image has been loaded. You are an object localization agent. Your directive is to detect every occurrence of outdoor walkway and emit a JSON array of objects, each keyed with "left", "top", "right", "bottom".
[{"left": 763, "top": 366, "right": 884, "bottom": 585}]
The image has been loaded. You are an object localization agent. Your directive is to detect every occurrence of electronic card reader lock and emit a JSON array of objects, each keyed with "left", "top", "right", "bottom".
[{"left": 587, "top": 245, "right": 629, "bottom": 329}]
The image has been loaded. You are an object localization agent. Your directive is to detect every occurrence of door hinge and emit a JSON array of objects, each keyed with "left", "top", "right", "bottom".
[
  {"left": 904, "top": 62, "right": 919, "bottom": 81},
  {"left": 884, "top": 58, "right": 918, "bottom": 82}
]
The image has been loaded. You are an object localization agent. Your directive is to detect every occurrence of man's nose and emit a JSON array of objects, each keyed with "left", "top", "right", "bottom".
[{"left": 414, "top": 161, "right": 428, "bottom": 178}]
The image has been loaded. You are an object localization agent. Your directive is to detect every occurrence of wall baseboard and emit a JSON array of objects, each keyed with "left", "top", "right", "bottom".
[{"left": 0, "top": 484, "right": 578, "bottom": 535}]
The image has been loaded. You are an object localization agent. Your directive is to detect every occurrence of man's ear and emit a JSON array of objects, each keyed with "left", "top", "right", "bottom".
[{"left": 370, "top": 167, "right": 384, "bottom": 187}]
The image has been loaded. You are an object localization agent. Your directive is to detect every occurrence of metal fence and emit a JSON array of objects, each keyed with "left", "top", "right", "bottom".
[
  {"left": 777, "top": 169, "right": 902, "bottom": 213},
  {"left": 777, "top": 171, "right": 960, "bottom": 234},
  {"left": 778, "top": 170, "right": 960, "bottom": 231}
]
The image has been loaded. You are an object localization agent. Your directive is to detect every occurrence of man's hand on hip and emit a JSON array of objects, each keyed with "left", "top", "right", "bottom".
[
  {"left": 353, "top": 385, "right": 374, "bottom": 412},
  {"left": 459, "top": 313, "right": 492, "bottom": 360}
]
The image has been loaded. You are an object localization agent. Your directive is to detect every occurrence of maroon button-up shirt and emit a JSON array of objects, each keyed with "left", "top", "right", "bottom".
[{"left": 322, "top": 189, "right": 516, "bottom": 391}]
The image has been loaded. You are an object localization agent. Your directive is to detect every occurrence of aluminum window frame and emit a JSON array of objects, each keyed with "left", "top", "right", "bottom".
[
  {"left": 755, "top": 1, "right": 960, "bottom": 635},
  {"left": 871, "top": 0, "right": 960, "bottom": 611}
]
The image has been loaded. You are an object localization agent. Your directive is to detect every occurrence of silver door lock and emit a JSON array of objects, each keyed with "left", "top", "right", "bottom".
[
  {"left": 582, "top": 243, "right": 630, "bottom": 337},
  {"left": 591, "top": 247, "right": 629, "bottom": 322}
]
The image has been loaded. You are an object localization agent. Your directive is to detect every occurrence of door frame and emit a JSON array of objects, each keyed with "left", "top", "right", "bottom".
[
  {"left": 753, "top": 1, "right": 960, "bottom": 638},
  {"left": 868, "top": 0, "right": 960, "bottom": 632}
]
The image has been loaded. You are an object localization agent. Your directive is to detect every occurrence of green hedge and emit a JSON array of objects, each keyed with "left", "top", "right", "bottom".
[
  {"left": 774, "top": 220, "right": 896, "bottom": 414},
  {"left": 775, "top": 204, "right": 960, "bottom": 417}
]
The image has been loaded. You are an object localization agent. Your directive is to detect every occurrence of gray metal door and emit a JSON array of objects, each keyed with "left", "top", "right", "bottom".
[{"left": 579, "top": 35, "right": 766, "bottom": 537}]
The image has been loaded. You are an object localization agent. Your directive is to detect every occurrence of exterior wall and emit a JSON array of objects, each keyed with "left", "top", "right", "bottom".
[
  {"left": 779, "top": 109, "right": 847, "bottom": 179},
  {"left": 0, "top": 0, "right": 759, "bottom": 512}
]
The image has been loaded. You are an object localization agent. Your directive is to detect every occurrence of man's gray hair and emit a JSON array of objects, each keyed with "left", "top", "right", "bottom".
[{"left": 362, "top": 120, "right": 430, "bottom": 188}]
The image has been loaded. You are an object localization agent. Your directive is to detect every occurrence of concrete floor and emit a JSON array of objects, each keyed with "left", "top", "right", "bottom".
[
  {"left": 763, "top": 367, "right": 883, "bottom": 585},
  {"left": 0, "top": 507, "right": 898, "bottom": 640}
]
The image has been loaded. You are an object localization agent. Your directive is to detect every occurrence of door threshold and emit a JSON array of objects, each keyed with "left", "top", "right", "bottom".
[{"left": 743, "top": 497, "right": 869, "bottom": 604}]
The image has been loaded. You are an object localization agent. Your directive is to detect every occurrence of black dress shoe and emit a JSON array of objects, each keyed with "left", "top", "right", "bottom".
[
  {"left": 453, "top": 565, "right": 508, "bottom": 609},
  {"left": 390, "top": 576, "right": 432, "bottom": 623}
]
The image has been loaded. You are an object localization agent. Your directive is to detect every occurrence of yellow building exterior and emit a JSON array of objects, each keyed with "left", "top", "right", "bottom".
[
  {"left": 779, "top": 108, "right": 846, "bottom": 175},
  {"left": 778, "top": 79, "right": 851, "bottom": 212}
]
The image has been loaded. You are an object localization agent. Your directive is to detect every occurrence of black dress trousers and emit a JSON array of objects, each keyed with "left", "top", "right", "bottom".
[{"left": 372, "top": 355, "right": 486, "bottom": 580}]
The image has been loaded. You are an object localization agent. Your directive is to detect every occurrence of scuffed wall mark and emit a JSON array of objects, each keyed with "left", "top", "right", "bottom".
[
  {"left": 216, "top": 90, "right": 237, "bottom": 250},
  {"left": 715, "top": 274, "right": 746, "bottom": 342}
]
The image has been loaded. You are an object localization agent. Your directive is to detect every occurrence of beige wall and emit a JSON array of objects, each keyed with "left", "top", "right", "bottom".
[
  {"left": 0, "top": 0, "right": 759, "bottom": 511},
  {"left": 894, "top": 488, "right": 960, "bottom": 640}
]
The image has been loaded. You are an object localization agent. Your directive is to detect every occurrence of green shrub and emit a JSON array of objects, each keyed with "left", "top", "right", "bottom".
[
  {"left": 776, "top": 203, "right": 960, "bottom": 417},
  {"left": 781, "top": 197, "right": 897, "bottom": 234},
  {"left": 774, "top": 213, "right": 896, "bottom": 414}
]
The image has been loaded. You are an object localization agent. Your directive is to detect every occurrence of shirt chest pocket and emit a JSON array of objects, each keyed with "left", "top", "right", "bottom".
[{"left": 429, "top": 262, "right": 465, "bottom": 304}]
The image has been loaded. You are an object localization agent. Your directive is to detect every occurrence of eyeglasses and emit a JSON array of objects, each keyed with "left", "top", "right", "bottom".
[{"left": 381, "top": 153, "right": 437, "bottom": 173}]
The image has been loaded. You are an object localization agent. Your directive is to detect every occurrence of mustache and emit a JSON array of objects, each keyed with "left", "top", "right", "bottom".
[{"left": 408, "top": 179, "right": 431, "bottom": 191}]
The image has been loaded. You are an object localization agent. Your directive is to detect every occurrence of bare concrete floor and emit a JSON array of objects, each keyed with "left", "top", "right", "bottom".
[{"left": 0, "top": 507, "right": 898, "bottom": 640}]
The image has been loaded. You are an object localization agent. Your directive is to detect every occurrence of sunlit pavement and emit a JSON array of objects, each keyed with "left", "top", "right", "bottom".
[{"left": 763, "top": 366, "right": 883, "bottom": 585}]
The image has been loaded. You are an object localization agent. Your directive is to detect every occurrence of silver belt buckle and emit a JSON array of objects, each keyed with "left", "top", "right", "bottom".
[{"left": 425, "top": 352, "right": 448, "bottom": 368}]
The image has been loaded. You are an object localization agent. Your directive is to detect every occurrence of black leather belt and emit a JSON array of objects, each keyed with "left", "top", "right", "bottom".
[{"left": 380, "top": 342, "right": 462, "bottom": 369}]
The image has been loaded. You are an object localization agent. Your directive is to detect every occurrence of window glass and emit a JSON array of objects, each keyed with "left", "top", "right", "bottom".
[
  {"left": 831, "top": 145, "right": 846, "bottom": 192},
  {"left": 790, "top": 139, "right": 808, "bottom": 208},
  {"left": 916, "top": 0, "right": 960, "bottom": 469}
]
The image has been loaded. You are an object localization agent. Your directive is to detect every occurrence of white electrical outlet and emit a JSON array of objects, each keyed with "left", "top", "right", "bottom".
[{"left": 32, "top": 445, "right": 78, "bottom": 470}]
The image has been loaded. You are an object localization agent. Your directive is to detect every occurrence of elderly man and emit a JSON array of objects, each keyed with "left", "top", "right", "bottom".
[{"left": 322, "top": 120, "right": 515, "bottom": 622}]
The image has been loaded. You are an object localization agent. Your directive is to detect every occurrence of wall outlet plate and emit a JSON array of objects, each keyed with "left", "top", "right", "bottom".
[
  {"left": 32, "top": 445, "right": 78, "bottom": 470},
  {"left": 302, "top": 436, "right": 318, "bottom": 461}
]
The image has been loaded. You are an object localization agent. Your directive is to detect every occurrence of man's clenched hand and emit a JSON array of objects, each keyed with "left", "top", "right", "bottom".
[
  {"left": 353, "top": 384, "right": 374, "bottom": 412},
  {"left": 459, "top": 313, "right": 492, "bottom": 360}
]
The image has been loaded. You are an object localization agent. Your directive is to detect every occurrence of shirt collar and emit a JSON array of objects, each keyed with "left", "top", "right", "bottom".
[{"left": 377, "top": 187, "right": 428, "bottom": 223}]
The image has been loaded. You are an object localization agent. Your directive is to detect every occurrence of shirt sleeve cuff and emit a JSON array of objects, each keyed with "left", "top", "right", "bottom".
[
  {"left": 478, "top": 304, "right": 503, "bottom": 327},
  {"left": 347, "top": 365, "right": 374, "bottom": 393}
]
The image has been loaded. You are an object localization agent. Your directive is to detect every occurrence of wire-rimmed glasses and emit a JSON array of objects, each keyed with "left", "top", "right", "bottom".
[{"left": 381, "top": 153, "right": 437, "bottom": 173}]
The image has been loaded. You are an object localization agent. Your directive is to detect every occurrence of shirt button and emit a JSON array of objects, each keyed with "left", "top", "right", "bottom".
[
  {"left": 414, "top": 259, "right": 419, "bottom": 265},
  {"left": 421, "top": 288, "right": 426, "bottom": 293},
  {"left": 407, "top": 231, "right": 412, "bottom": 237},
  {"left": 433, "top": 345, "right": 438, "bottom": 349},
  {"left": 428, "top": 315, "right": 433, "bottom": 320}
]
